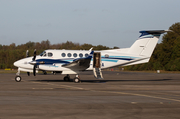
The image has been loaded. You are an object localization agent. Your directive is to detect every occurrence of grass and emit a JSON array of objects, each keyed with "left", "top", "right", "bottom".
[
  {"left": 0, "top": 69, "right": 180, "bottom": 74},
  {"left": 0, "top": 69, "right": 18, "bottom": 74},
  {"left": 104, "top": 69, "right": 180, "bottom": 74}
]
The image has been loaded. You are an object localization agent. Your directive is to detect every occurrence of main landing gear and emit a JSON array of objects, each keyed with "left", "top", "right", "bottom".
[
  {"left": 64, "top": 74, "right": 70, "bottom": 81},
  {"left": 63, "top": 74, "right": 81, "bottom": 83},
  {"left": 74, "top": 75, "right": 80, "bottom": 83}
]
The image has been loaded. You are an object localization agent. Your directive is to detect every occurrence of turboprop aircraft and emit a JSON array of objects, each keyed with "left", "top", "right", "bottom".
[{"left": 13, "top": 30, "right": 169, "bottom": 83}]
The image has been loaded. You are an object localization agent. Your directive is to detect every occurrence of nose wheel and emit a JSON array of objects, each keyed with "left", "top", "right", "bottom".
[
  {"left": 15, "top": 76, "right": 22, "bottom": 82},
  {"left": 15, "top": 69, "right": 22, "bottom": 82},
  {"left": 64, "top": 74, "right": 70, "bottom": 81}
]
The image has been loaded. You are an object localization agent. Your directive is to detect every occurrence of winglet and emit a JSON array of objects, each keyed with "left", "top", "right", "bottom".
[
  {"left": 89, "top": 47, "right": 93, "bottom": 51},
  {"left": 87, "top": 50, "right": 94, "bottom": 58}
]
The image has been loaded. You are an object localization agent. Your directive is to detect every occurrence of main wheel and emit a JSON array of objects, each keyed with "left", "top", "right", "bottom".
[
  {"left": 64, "top": 76, "right": 70, "bottom": 81},
  {"left": 74, "top": 77, "right": 80, "bottom": 83},
  {"left": 53, "top": 71, "right": 56, "bottom": 75},
  {"left": 43, "top": 71, "right": 47, "bottom": 75},
  {"left": 15, "top": 76, "right": 22, "bottom": 82}
]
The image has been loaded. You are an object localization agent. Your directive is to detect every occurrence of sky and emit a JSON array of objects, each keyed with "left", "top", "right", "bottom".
[{"left": 0, "top": 0, "right": 180, "bottom": 48}]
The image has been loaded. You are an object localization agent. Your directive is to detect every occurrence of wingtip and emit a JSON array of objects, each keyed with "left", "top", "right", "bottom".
[{"left": 89, "top": 47, "right": 93, "bottom": 51}]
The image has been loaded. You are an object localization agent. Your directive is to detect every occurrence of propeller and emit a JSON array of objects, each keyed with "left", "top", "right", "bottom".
[
  {"left": 32, "top": 49, "right": 37, "bottom": 76},
  {"left": 29, "top": 49, "right": 45, "bottom": 76},
  {"left": 27, "top": 72, "right": 30, "bottom": 76},
  {"left": 26, "top": 50, "right": 30, "bottom": 76},
  {"left": 26, "top": 50, "right": 29, "bottom": 58},
  {"left": 25, "top": 49, "right": 37, "bottom": 76},
  {"left": 32, "top": 49, "right": 36, "bottom": 61},
  {"left": 33, "top": 64, "right": 37, "bottom": 76}
]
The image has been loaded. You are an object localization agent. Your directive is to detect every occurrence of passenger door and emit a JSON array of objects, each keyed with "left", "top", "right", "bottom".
[{"left": 93, "top": 52, "right": 103, "bottom": 79}]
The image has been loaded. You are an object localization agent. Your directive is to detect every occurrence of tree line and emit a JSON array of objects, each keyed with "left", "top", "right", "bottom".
[{"left": 0, "top": 22, "right": 180, "bottom": 71}]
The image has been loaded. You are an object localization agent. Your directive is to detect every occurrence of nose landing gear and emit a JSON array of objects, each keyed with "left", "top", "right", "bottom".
[{"left": 15, "top": 69, "right": 22, "bottom": 82}]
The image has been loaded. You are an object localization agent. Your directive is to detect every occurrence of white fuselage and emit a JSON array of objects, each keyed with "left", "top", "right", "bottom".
[{"left": 14, "top": 49, "right": 148, "bottom": 74}]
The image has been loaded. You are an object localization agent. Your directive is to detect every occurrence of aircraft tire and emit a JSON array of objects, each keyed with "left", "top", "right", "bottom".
[
  {"left": 74, "top": 77, "right": 80, "bottom": 83},
  {"left": 43, "top": 71, "right": 47, "bottom": 75},
  {"left": 64, "top": 76, "right": 70, "bottom": 81},
  {"left": 15, "top": 76, "right": 22, "bottom": 82}
]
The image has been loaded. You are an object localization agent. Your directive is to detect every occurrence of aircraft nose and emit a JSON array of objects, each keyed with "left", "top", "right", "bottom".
[{"left": 14, "top": 60, "right": 21, "bottom": 67}]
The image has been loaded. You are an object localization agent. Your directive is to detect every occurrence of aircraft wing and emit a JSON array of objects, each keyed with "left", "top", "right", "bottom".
[{"left": 62, "top": 51, "right": 94, "bottom": 71}]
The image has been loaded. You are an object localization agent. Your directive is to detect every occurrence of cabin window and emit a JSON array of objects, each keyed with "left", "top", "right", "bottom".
[
  {"left": 48, "top": 52, "right": 53, "bottom": 57},
  {"left": 73, "top": 53, "right": 77, "bottom": 57},
  {"left": 61, "top": 53, "right": 66, "bottom": 57},
  {"left": 85, "top": 53, "right": 88, "bottom": 57},
  {"left": 79, "top": 53, "right": 83, "bottom": 58},
  {"left": 67, "top": 53, "right": 72, "bottom": 57}
]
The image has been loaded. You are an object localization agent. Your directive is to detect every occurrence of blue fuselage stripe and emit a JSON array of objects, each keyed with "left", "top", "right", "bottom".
[{"left": 36, "top": 55, "right": 138, "bottom": 65}]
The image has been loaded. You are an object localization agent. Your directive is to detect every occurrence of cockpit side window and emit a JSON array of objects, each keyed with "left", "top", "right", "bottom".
[
  {"left": 40, "top": 51, "right": 46, "bottom": 57},
  {"left": 48, "top": 52, "right": 53, "bottom": 57}
]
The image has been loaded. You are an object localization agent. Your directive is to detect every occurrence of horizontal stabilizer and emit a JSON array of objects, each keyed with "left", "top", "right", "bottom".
[{"left": 139, "top": 30, "right": 170, "bottom": 35}]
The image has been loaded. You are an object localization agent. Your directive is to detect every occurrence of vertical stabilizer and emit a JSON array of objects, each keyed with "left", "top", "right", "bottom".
[{"left": 128, "top": 30, "right": 168, "bottom": 57}]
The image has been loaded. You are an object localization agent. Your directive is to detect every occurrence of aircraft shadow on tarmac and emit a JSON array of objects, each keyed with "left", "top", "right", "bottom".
[{"left": 33, "top": 78, "right": 171, "bottom": 83}]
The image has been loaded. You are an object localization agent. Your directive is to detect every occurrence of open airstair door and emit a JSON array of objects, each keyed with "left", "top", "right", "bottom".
[{"left": 93, "top": 52, "right": 103, "bottom": 79}]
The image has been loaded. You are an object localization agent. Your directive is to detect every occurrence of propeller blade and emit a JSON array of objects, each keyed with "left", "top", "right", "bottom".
[
  {"left": 26, "top": 50, "right": 29, "bottom": 58},
  {"left": 26, "top": 50, "right": 30, "bottom": 75},
  {"left": 32, "top": 49, "right": 36, "bottom": 61},
  {"left": 33, "top": 64, "right": 37, "bottom": 76},
  {"left": 27, "top": 72, "right": 30, "bottom": 76},
  {"left": 34, "top": 49, "right": 36, "bottom": 56}
]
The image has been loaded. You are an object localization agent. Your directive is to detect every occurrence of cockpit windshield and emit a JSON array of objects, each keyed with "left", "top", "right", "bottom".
[{"left": 40, "top": 51, "right": 46, "bottom": 57}]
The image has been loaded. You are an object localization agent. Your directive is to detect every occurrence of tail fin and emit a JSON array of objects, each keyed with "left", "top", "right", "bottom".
[{"left": 128, "top": 30, "right": 169, "bottom": 57}]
